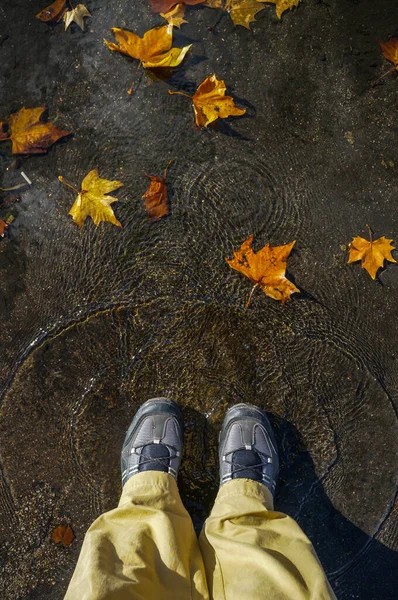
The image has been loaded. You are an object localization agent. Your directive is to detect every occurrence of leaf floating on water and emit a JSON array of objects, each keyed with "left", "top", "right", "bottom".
[
  {"left": 0, "top": 107, "right": 71, "bottom": 155},
  {"left": 51, "top": 524, "right": 75, "bottom": 546},
  {"left": 348, "top": 228, "right": 396, "bottom": 279},
  {"left": 142, "top": 160, "right": 173, "bottom": 222},
  {"left": 64, "top": 3, "right": 91, "bottom": 31},
  {"left": 161, "top": 4, "right": 188, "bottom": 28},
  {"left": 226, "top": 234, "right": 299, "bottom": 305},
  {"left": 105, "top": 24, "right": 192, "bottom": 69},
  {"left": 151, "top": 0, "right": 206, "bottom": 14},
  {"left": 36, "top": 0, "right": 69, "bottom": 23},
  {"left": 206, "top": 0, "right": 266, "bottom": 29},
  {"left": 264, "top": 0, "right": 302, "bottom": 19},
  {"left": 169, "top": 74, "right": 246, "bottom": 127},
  {"left": 59, "top": 169, "right": 124, "bottom": 229}
]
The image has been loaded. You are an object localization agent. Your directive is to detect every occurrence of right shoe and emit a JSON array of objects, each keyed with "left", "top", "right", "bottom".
[{"left": 219, "top": 403, "right": 279, "bottom": 496}]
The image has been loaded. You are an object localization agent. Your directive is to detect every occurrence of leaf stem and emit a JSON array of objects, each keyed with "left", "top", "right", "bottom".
[
  {"left": 366, "top": 223, "right": 373, "bottom": 243},
  {"left": 58, "top": 175, "right": 79, "bottom": 194},
  {"left": 168, "top": 90, "right": 192, "bottom": 99},
  {"left": 163, "top": 159, "right": 173, "bottom": 178},
  {"left": 246, "top": 283, "right": 259, "bottom": 308},
  {"left": 370, "top": 66, "right": 396, "bottom": 87}
]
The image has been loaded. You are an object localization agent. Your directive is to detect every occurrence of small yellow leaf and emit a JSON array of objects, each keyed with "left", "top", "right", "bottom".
[
  {"left": 226, "top": 0, "right": 265, "bottom": 29},
  {"left": 60, "top": 169, "right": 124, "bottom": 229},
  {"left": 160, "top": 4, "right": 188, "bottom": 28},
  {"left": 264, "top": 0, "right": 302, "bottom": 20},
  {"left": 348, "top": 233, "right": 396, "bottom": 279},
  {"left": 63, "top": 4, "right": 91, "bottom": 30},
  {"left": 105, "top": 25, "right": 191, "bottom": 69}
]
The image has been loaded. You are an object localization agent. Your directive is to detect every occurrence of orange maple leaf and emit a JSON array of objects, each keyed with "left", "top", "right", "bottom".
[
  {"left": 0, "top": 107, "right": 70, "bottom": 155},
  {"left": 348, "top": 228, "right": 396, "bottom": 279},
  {"left": 371, "top": 38, "right": 398, "bottom": 87},
  {"left": 151, "top": 0, "right": 205, "bottom": 14},
  {"left": 51, "top": 524, "right": 75, "bottom": 546},
  {"left": 226, "top": 234, "right": 299, "bottom": 306},
  {"left": 169, "top": 74, "right": 246, "bottom": 127},
  {"left": 143, "top": 160, "right": 173, "bottom": 222},
  {"left": 36, "top": 0, "right": 69, "bottom": 23}
]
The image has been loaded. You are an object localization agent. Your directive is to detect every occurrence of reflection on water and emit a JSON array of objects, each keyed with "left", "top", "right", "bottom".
[{"left": 1, "top": 0, "right": 398, "bottom": 598}]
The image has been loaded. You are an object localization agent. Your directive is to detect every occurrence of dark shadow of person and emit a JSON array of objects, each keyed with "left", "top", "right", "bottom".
[{"left": 179, "top": 408, "right": 398, "bottom": 600}]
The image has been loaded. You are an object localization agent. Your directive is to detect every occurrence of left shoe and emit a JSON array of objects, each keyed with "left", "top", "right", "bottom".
[{"left": 121, "top": 397, "right": 184, "bottom": 487}]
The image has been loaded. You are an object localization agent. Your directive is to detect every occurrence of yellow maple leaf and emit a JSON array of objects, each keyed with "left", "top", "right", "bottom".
[
  {"left": 348, "top": 230, "right": 396, "bottom": 279},
  {"left": 104, "top": 24, "right": 191, "bottom": 69},
  {"left": 205, "top": 0, "right": 265, "bottom": 29},
  {"left": 264, "top": 0, "right": 302, "bottom": 19},
  {"left": 0, "top": 107, "right": 70, "bottom": 155},
  {"left": 226, "top": 234, "right": 299, "bottom": 305},
  {"left": 59, "top": 169, "right": 124, "bottom": 228},
  {"left": 160, "top": 4, "right": 188, "bottom": 27},
  {"left": 169, "top": 74, "right": 246, "bottom": 127},
  {"left": 226, "top": 0, "right": 265, "bottom": 29}
]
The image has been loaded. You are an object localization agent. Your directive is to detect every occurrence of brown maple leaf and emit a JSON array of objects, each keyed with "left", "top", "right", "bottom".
[
  {"left": 105, "top": 25, "right": 192, "bottom": 69},
  {"left": 51, "top": 524, "right": 75, "bottom": 546},
  {"left": 0, "top": 107, "right": 71, "bottom": 155},
  {"left": 151, "top": 0, "right": 205, "bottom": 14},
  {"left": 143, "top": 160, "right": 173, "bottom": 222},
  {"left": 59, "top": 169, "right": 124, "bottom": 228},
  {"left": 265, "top": 0, "right": 302, "bottom": 19},
  {"left": 371, "top": 38, "right": 398, "bottom": 87},
  {"left": 348, "top": 227, "right": 396, "bottom": 279},
  {"left": 36, "top": 0, "right": 69, "bottom": 23},
  {"left": 169, "top": 74, "right": 246, "bottom": 127},
  {"left": 226, "top": 234, "right": 299, "bottom": 306}
]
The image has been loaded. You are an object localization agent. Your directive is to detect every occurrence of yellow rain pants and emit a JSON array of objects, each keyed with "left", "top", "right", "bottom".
[{"left": 65, "top": 471, "right": 336, "bottom": 600}]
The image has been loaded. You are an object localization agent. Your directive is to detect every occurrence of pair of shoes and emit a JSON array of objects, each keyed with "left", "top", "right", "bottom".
[{"left": 121, "top": 398, "right": 279, "bottom": 496}]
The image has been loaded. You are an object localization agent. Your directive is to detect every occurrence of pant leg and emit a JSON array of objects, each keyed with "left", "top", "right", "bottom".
[
  {"left": 65, "top": 471, "right": 209, "bottom": 600},
  {"left": 199, "top": 479, "right": 336, "bottom": 600}
]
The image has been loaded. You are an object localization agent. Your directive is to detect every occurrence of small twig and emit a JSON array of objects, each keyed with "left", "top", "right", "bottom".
[
  {"left": 0, "top": 183, "right": 27, "bottom": 192},
  {"left": 168, "top": 90, "right": 192, "bottom": 99},
  {"left": 58, "top": 175, "right": 79, "bottom": 194},
  {"left": 246, "top": 283, "right": 259, "bottom": 308},
  {"left": 371, "top": 66, "right": 396, "bottom": 87}
]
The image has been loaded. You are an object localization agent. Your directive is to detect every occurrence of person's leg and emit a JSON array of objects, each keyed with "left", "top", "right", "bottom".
[
  {"left": 199, "top": 404, "right": 336, "bottom": 600},
  {"left": 65, "top": 398, "right": 209, "bottom": 600}
]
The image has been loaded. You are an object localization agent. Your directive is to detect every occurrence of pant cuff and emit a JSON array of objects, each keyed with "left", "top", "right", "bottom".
[{"left": 215, "top": 478, "right": 274, "bottom": 510}]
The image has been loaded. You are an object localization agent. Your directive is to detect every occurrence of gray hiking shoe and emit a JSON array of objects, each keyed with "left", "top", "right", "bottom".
[
  {"left": 219, "top": 403, "right": 279, "bottom": 495},
  {"left": 121, "top": 398, "right": 184, "bottom": 487}
]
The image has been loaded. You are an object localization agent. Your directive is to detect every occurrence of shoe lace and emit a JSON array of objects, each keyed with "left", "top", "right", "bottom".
[
  {"left": 133, "top": 442, "right": 180, "bottom": 470},
  {"left": 224, "top": 446, "right": 272, "bottom": 477}
]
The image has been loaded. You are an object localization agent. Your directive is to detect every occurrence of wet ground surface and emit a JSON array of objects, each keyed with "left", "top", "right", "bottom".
[{"left": 1, "top": 0, "right": 398, "bottom": 598}]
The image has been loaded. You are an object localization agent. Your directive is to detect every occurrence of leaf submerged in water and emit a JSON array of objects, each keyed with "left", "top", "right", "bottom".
[
  {"left": 59, "top": 169, "right": 124, "bottom": 229},
  {"left": 169, "top": 74, "right": 246, "bottom": 127},
  {"left": 0, "top": 107, "right": 71, "bottom": 155},
  {"left": 142, "top": 160, "right": 173, "bottom": 222},
  {"left": 226, "top": 234, "right": 299, "bottom": 305}
]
